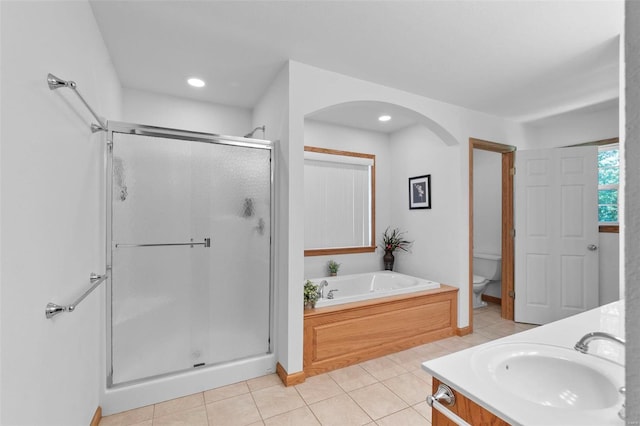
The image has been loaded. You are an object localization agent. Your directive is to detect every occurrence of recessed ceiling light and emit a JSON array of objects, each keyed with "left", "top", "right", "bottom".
[
  {"left": 187, "top": 77, "right": 205, "bottom": 88},
  {"left": 378, "top": 115, "right": 391, "bottom": 122}
]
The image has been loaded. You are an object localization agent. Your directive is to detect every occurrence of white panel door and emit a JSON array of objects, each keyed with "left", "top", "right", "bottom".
[{"left": 515, "top": 146, "right": 598, "bottom": 324}]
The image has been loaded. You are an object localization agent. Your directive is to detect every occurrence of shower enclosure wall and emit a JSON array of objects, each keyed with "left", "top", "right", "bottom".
[{"left": 104, "top": 122, "right": 274, "bottom": 410}]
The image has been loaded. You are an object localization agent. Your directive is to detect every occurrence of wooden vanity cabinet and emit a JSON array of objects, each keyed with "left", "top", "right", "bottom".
[{"left": 432, "top": 378, "right": 510, "bottom": 426}]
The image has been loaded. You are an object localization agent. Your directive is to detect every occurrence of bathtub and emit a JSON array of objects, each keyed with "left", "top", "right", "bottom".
[
  {"left": 304, "top": 271, "right": 457, "bottom": 378},
  {"left": 311, "top": 271, "right": 440, "bottom": 308}
]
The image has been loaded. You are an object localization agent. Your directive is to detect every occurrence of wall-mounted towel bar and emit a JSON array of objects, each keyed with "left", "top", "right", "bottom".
[
  {"left": 47, "top": 73, "right": 107, "bottom": 132},
  {"left": 115, "top": 238, "right": 211, "bottom": 249},
  {"left": 45, "top": 272, "right": 108, "bottom": 319}
]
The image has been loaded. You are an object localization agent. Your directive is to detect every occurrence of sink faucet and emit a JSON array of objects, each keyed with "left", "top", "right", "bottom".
[
  {"left": 574, "top": 331, "right": 625, "bottom": 354},
  {"left": 574, "top": 331, "right": 626, "bottom": 420},
  {"left": 318, "top": 280, "right": 328, "bottom": 298}
]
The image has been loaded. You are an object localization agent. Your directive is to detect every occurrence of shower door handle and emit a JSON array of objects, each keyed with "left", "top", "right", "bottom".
[{"left": 115, "top": 238, "right": 211, "bottom": 248}]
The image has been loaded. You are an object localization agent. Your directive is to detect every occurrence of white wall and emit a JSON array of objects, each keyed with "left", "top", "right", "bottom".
[
  {"left": 0, "top": 1, "right": 121, "bottom": 424},
  {"left": 283, "top": 60, "right": 527, "bottom": 367},
  {"left": 252, "top": 64, "right": 294, "bottom": 373},
  {"left": 523, "top": 101, "right": 618, "bottom": 149},
  {"left": 303, "top": 120, "right": 391, "bottom": 278},
  {"left": 599, "top": 233, "right": 620, "bottom": 304},
  {"left": 473, "top": 150, "right": 502, "bottom": 255},
  {"left": 625, "top": 1, "right": 640, "bottom": 422},
  {"left": 388, "top": 125, "right": 462, "bottom": 286},
  {"left": 123, "top": 87, "right": 251, "bottom": 136},
  {"left": 472, "top": 149, "right": 502, "bottom": 298}
]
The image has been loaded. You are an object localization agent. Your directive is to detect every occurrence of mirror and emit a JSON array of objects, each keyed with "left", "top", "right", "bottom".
[{"left": 303, "top": 146, "right": 376, "bottom": 256}]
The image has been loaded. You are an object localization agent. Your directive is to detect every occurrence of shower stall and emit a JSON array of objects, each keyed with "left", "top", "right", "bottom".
[{"left": 105, "top": 122, "right": 274, "bottom": 398}]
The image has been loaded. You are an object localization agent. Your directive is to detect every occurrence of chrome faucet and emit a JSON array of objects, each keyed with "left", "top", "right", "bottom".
[
  {"left": 327, "top": 289, "right": 339, "bottom": 299},
  {"left": 574, "top": 331, "right": 626, "bottom": 420},
  {"left": 318, "top": 280, "right": 328, "bottom": 298},
  {"left": 574, "top": 331, "right": 625, "bottom": 354}
]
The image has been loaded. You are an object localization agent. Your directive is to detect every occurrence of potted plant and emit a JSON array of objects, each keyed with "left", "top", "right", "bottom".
[
  {"left": 327, "top": 259, "right": 340, "bottom": 276},
  {"left": 304, "top": 280, "right": 320, "bottom": 309},
  {"left": 380, "top": 227, "right": 413, "bottom": 271}
]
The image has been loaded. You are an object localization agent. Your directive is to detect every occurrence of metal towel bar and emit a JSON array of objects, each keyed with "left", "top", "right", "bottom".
[
  {"left": 430, "top": 400, "right": 471, "bottom": 426},
  {"left": 47, "top": 73, "right": 107, "bottom": 132},
  {"left": 45, "top": 272, "right": 108, "bottom": 319},
  {"left": 115, "top": 237, "right": 211, "bottom": 249}
]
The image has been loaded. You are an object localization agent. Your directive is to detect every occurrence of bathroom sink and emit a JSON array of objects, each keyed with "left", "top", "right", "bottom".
[{"left": 472, "top": 342, "right": 623, "bottom": 410}]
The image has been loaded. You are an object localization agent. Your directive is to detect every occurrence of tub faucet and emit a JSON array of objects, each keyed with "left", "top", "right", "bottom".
[
  {"left": 318, "top": 280, "right": 328, "bottom": 298},
  {"left": 574, "top": 331, "right": 625, "bottom": 354},
  {"left": 327, "top": 289, "right": 339, "bottom": 299}
]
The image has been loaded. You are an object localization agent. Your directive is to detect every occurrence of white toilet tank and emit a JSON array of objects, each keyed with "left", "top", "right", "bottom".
[{"left": 473, "top": 252, "right": 502, "bottom": 281}]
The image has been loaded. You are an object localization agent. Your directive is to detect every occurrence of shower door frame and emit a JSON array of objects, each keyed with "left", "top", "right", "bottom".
[{"left": 104, "top": 120, "right": 275, "bottom": 388}]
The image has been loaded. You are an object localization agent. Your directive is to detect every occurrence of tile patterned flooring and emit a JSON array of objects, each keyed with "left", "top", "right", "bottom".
[{"left": 100, "top": 304, "right": 536, "bottom": 426}]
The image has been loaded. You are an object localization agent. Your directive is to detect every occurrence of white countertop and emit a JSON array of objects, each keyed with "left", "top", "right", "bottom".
[{"left": 422, "top": 301, "right": 625, "bottom": 426}]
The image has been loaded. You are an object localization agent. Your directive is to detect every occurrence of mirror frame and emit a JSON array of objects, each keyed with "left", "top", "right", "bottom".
[{"left": 304, "top": 146, "right": 376, "bottom": 256}]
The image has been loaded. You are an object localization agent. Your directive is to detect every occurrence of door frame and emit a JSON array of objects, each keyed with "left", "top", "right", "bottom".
[{"left": 469, "top": 138, "right": 516, "bottom": 330}]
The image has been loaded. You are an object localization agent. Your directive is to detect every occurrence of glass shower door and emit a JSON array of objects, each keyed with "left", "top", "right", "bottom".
[{"left": 109, "top": 130, "right": 271, "bottom": 385}]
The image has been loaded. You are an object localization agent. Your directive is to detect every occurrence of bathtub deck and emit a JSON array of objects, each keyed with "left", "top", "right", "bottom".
[{"left": 303, "top": 284, "right": 458, "bottom": 378}]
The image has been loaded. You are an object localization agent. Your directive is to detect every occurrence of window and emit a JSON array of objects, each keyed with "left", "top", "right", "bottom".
[
  {"left": 598, "top": 144, "right": 619, "bottom": 227},
  {"left": 304, "top": 146, "right": 376, "bottom": 256}
]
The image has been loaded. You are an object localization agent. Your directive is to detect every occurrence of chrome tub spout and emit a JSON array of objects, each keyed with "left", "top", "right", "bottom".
[{"left": 318, "top": 280, "right": 328, "bottom": 298}]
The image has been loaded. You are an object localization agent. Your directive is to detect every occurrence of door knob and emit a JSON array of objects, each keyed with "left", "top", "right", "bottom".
[{"left": 587, "top": 244, "right": 598, "bottom": 251}]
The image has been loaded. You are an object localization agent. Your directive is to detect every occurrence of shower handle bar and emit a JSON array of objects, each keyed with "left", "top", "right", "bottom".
[
  {"left": 45, "top": 272, "right": 109, "bottom": 319},
  {"left": 115, "top": 238, "right": 211, "bottom": 249}
]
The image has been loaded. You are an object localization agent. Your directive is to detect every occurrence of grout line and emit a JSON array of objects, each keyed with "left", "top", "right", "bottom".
[
  {"left": 343, "top": 388, "right": 375, "bottom": 424},
  {"left": 248, "top": 383, "right": 266, "bottom": 424},
  {"left": 378, "top": 374, "right": 415, "bottom": 407},
  {"left": 205, "top": 390, "right": 211, "bottom": 426},
  {"left": 302, "top": 372, "right": 349, "bottom": 405},
  {"left": 203, "top": 383, "right": 251, "bottom": 406},
  {"left": 375, "top": 404, "right": 423, "bottom": 425},
  {"left": 296, "top": 382, "right": 325, "bottom": 426},
  {"left": 306, "top": 402, "right": 323, "bottom": 426}
]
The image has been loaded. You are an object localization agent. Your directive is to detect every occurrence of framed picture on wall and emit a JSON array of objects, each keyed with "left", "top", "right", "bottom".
[{"left": 409, "top": 175, "right": 431, "bottom": 209}]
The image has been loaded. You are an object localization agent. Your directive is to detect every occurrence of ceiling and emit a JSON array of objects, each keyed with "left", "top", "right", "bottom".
[
  {"left": 306, "top": 102, "right": 427, "bottom": 134},
  {"left": 90, "top": 0, "right": 622, "bottom": 129}
]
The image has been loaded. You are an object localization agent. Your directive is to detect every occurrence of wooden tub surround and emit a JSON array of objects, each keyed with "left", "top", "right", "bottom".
[{"left": 303, "top": 285, "right": 458, "bottom": 377}]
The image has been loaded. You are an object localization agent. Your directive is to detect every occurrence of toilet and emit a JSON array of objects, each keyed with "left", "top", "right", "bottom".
[{"left": 472, "top": 252, "right": 502, "bottom": 308}]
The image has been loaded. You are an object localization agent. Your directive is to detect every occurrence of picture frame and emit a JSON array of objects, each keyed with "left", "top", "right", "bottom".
[{"left": 409, "top": 174, "right": 431, "bottom": 209}]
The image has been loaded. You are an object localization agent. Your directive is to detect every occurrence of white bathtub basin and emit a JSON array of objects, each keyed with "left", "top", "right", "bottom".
[
  {"left": 311, "top": 271, "right": 440, "bottom": 308},
  {"left": 471, "top": 343, "right": 623, "bottom": 410}
]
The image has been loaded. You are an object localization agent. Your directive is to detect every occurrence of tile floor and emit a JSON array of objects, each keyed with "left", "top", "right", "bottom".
[{"left": 100, "top": 304, "right": 536, "bottom": 426}]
